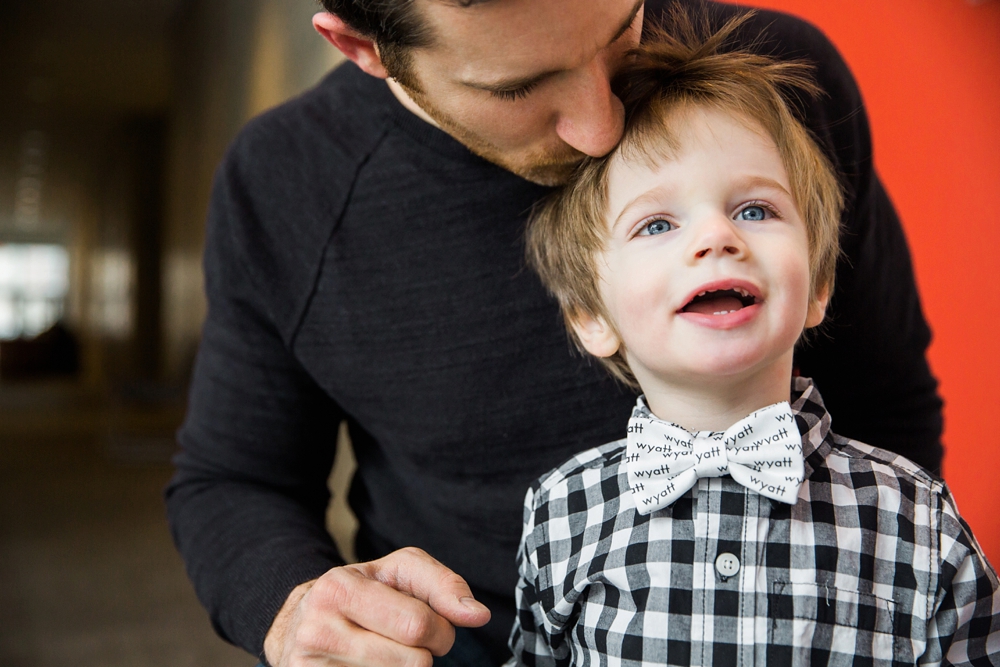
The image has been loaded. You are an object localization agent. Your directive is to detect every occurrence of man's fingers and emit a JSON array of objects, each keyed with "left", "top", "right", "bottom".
[
  {"left": 265, "top": 550, "right": 490, "bottom": 667},
  {"left": 356, "top": 547, "right": 491, "bottom": 628},
  {"left": 313, "top": 566, "right": 457, "bottom": 656},
  {"left": 294, "top": 612, "right": 436, "bottom": 667}
]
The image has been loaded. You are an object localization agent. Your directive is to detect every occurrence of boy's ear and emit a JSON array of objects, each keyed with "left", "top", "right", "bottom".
[
  {"left": 313, "top": 12, "right": 389, "bottom": 79},
  {"left": 570, "top": 310, "right": 622, "bottom": 358},
  {"left": 805, "top": 284, "right": 831, "bottom": 329}
]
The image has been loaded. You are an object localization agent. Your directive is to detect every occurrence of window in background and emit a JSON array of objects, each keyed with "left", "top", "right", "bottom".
[
  {"left": 0, "top": 243, "right": 70, "bottom": 340},
  {"left": 90, "top": 247, "right": 133, "bottom": 340}
]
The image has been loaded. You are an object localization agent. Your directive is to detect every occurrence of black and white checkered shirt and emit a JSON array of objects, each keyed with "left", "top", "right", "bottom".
[{"left": 509, "top": 378, "right": 1000, "bottom": 666}]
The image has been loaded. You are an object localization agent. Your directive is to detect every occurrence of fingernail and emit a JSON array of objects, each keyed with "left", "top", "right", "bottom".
[{"left": 460, "top": 596, "right": 488, "bottom": 613}]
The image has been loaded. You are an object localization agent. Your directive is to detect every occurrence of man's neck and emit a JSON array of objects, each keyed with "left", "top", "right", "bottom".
[{"left": 386, "top": 78, "right": 440, "bottom": 128}]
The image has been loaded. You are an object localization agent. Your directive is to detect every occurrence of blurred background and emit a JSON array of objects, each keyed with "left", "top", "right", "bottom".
[
  {"left": 0, "top": 1, "right": 344, "bottom": 665},
  {"left": 0, "top": 0, "right": 997, "bottom": 665}
]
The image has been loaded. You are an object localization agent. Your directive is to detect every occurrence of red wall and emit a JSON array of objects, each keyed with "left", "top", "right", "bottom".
[{"left": 718, "top": 0, "right": 1000, "bottom": 562}]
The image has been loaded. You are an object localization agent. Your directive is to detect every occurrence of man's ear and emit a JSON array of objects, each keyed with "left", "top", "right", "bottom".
[
  {"left": 804, "top": 284, "right": 831, "bottom": 329},
  {"left": 570, "top": 311, "right": 622, "bottom": 359},
  {"left": 313, "top": 12, "right": 389, "bottom": 79}
]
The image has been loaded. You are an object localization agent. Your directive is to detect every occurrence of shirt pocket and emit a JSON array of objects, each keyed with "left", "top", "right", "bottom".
[{"left": 768, "top": 581, "right": 905, "bottom": 665}]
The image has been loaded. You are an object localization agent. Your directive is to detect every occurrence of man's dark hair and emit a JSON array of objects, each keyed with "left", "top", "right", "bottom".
[{"left": 320, "top": 0, "right": 492, "bottom": 88}]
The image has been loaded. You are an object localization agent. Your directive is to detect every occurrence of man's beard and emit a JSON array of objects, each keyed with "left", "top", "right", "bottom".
[{"left": 405, "top": 86, "right": 586, "bottom": 187}]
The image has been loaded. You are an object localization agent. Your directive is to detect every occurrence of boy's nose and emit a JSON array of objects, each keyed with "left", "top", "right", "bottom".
[{"left": 687, "top": 215, "right": 749, "bottom": 263}]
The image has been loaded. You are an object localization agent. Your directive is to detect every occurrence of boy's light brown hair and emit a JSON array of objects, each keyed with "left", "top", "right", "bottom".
[{"left": 527, "top": 10, "right": 844, "bottom": 386}]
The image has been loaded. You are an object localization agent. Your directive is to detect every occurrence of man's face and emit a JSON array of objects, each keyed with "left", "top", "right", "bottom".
[
  {"left": 578, "top": 107, "right": 827, "bottom": 398},
  {"left": 396, "top": 0, "right": 644, "bottom": 185}
]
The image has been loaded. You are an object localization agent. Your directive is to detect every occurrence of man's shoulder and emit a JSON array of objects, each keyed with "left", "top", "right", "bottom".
[
  {"left": 226, "top": 63, "right": 396, "bottom": 180},
  {"left": 202, "top": 64, "right": 403, "bottom": 337}
]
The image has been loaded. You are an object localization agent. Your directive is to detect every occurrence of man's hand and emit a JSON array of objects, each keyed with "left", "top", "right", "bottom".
[{"left": 263, "top": 547, "right": 492, "bottom": 667}]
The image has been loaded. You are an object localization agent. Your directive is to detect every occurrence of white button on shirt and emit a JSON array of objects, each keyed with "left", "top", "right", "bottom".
[{"left": 715, "top": 552, "right": 740, "bottom": 578}]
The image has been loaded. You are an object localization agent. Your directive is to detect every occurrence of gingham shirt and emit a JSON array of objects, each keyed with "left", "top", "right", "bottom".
[{"left": 509, "top": 378, "right": 1000, "bottom": 666}]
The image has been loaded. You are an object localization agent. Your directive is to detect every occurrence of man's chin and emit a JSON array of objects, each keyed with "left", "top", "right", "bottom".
[
  {"left": 477, "top": 148, "right": 584, "bottom": 186},
  {"left": 446, "top": 126, "right": 584, "bottom": 185},
  {"left": 400, "top": 85, "right": 585, "bottom": 186},
  {"left": 507, "top": 159, "right": 582, "bottom": 187}
]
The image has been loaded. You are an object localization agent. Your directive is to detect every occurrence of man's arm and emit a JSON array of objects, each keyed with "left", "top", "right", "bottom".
[
  {"left": 165, "top": 138, "right": 348, "bottom": 654},
  {"left": 166, "top": 95, "right": 490, "bottom": 664}
]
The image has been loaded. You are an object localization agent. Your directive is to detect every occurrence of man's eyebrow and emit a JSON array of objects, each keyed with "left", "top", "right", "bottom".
[{"left": 464, "top": 0, "right": 644, "bottom": 93}]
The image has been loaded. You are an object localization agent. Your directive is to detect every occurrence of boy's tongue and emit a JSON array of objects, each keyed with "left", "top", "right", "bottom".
[{"left": 684, "top": 294, "right": 745, "bottom": 315}]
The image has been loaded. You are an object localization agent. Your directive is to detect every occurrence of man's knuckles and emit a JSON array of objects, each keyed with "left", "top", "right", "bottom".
[
  {"left": 310, "top": 566, "right": 450, "bottom": 650},
  {"left": 290, "top": 618, "right": 436, "bottom": 667},
  {"left": 394, "top": 606, "right": 454, "bottom": 651},
  {"left": 287, "top": 612, "right": 347, "bottom": 656},
  {"left": 311, "top": 569, "right": 363, "bottom": 612},
  {"left": 394, "top": 546, "right": 433, "bottom": 562},
  {"left": 375, "top": 547, "right": 435, "bottom": 585}
]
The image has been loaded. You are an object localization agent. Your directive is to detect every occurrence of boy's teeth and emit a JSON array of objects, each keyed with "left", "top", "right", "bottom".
[
  {"left": 697, "top": 287, "right": 750, "bottom": 298},
  {"left": 683, "top": 287, "right": 754, "bottom": 315}
]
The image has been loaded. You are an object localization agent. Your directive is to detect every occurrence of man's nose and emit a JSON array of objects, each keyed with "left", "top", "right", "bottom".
[
  {"left": 687, "top": 214, "right": 749, "bottom": 263},
  {"left": 553, "top": 57, "right": 625, "bottom": 158}
]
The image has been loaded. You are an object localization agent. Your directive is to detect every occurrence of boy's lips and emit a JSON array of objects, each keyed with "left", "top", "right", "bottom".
[{"left": 677, "top": 279, "right": 762, "bottom": 329}]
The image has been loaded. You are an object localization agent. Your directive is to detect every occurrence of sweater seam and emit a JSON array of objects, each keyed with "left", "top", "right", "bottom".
[{"left": 286, "top": 125, "right": 394, "bottom": 349}]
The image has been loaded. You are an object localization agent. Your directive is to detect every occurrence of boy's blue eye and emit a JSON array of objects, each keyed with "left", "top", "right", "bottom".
[
  {"left": 738, "top": 205, "right": 768, "bottom": 221},
  {"left": 639, "top": 219, "right": 675, "bottom": 236}
]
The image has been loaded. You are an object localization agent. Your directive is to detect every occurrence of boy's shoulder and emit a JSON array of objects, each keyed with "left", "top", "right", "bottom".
[
  {"left": 792, "top": 376, "right": 949, "bottom": 504},
  {"left": 819, "top": 431, "right": 943, "bottom": 488},
  {"left": 527, "top": 439, "right": 630, "bottom": 510},
  {"left": 811, "top": 429, "right": 956, "bottom": 518}
]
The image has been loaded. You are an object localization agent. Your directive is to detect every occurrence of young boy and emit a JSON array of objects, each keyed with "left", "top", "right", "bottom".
[{"left": 508, "top": 14, "right": 1000, "bottom": 667}]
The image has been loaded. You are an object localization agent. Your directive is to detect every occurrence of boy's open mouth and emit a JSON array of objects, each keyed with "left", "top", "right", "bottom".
[{"left": 680, "top": 287, "right": 758, "bottom": 316}]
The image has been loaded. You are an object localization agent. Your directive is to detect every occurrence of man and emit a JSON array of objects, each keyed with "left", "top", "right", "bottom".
[{"left": 166, "top": 0, "right": 943, "bottom": 665}]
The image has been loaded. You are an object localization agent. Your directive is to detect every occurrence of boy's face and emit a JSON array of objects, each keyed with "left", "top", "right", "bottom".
[{"left": 572, "top": 107, "right": 829, "bottom": 394}]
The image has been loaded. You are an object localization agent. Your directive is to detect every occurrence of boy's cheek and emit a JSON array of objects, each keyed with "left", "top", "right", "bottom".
[{"left": 612, "top": 283, "right": 671, "bottom": 333}]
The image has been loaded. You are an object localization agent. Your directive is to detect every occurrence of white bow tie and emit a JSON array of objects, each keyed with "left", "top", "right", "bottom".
[{"left": 625, "top": 400, "right": 804, "bottom": 514}]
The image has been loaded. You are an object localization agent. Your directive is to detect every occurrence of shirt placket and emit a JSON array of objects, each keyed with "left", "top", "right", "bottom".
[{"left": 690, "top": 475, "right": 764, "bottom": 667}]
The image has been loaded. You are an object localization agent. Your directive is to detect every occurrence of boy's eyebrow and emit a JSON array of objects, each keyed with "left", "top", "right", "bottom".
[
  {"left": 462, "top": 0, "right": 644, "bottom": 94},
  {"left": 612, "top": 187, "right": 673, "bottom": 231},
  {"left": 737, "top": 175, "right": 792, "bottom": 197}
]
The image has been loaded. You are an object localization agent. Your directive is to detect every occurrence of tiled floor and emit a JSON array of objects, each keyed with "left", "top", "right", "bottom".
[{"left": 0, "top": 383, "right": 252, "bottom": 667}]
